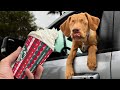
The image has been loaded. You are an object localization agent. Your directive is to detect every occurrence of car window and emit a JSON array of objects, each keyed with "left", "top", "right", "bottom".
[{"left": 47, "top": 11, "right": 114, "bottom": 61}]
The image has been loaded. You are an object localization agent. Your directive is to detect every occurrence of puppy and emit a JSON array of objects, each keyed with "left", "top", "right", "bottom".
[{"left": 60, "top": 12, "right": 100, "bottom": 79}]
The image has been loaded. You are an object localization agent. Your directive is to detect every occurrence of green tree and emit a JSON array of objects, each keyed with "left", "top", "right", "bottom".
[{"left": 0, "top": 11, "right": 37, "bottom": 40}]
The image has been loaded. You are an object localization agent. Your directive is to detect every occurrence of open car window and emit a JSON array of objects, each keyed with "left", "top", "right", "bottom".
[{"left": 47, "top": 11, "right": 114, "bottom": 61}]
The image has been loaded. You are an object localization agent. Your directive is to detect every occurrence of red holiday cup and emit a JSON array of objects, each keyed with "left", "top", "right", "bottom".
[{"left": 12, "top": 28, "right": 58, "bottom": 79}]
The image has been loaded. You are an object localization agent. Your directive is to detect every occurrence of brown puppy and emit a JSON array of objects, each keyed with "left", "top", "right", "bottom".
[{"left": 60, "top": 12, "right": 100, "bottom": 79}]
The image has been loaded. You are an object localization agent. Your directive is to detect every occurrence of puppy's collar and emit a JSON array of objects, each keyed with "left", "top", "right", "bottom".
[
  {"left": 86, "top": 29, "right": 90, "bottom": 39},
  {"left": 82, "top": 42, "right": 88, "bottom": 52},
  {"left": 81, "top": 30, "right": 90, "bottom": 52}
]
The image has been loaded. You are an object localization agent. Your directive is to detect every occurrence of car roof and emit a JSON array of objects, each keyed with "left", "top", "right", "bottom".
[
  {"left": 47, "top": 11, "right": 77, "bottom": 29},
  {"left": 47, "top": 11, "right": 103, "bottom": 29}
]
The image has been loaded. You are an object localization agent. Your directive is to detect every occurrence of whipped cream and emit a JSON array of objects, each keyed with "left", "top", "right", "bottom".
[{"left": 28, "top": 28, "right": 58, "bottom": 51}]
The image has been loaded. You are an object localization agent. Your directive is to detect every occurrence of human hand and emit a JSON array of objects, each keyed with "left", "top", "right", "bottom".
[{"left": 0, "top": 47, "right": 43, "bottom": 79}]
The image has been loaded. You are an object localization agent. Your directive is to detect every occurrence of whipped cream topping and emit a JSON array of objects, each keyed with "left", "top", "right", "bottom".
[{"left": 28, "top": 28, "right": 58, "bottom": 51}]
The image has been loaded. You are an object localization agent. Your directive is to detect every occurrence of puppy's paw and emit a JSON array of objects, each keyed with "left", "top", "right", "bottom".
[
  {"left": 87, "top": 56, "right": 97, "bottom": 70},
  {"left": 65, "top": 66, "right": 74, "bottom": 79}
]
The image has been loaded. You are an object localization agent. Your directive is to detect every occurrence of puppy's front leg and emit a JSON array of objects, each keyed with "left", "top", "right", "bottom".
[
  {"left": 87, "top": 45, "right": 97, "bottom": 70},
  {"left": 66, "top": 41, "right": 78, "bottom": 79}
]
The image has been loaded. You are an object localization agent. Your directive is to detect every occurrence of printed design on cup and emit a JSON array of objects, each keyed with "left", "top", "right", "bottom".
[
  {"left": 12, "top": 36, "right": 53, "bottom": 79},
  {"left": 19, "top": 45, "right": 27, "bottom": 61},
  {"left": 21, "top": 43, "right": 53, "bottom": 79},
  {"left": 14, "top": 37, "right": 40, "bottom": 78},
  {"left": 12, "top": 36, "right": 34, "bottom": 75},
  {"left": 19, "top": 41, "right": 44, "bottom": 79}
]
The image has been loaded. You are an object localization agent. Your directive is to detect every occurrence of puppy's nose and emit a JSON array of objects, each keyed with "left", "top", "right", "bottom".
[{"left": 72, "top": 29, "right": 79, "bottom": 33}]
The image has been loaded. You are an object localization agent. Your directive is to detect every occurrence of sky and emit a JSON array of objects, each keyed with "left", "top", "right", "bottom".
[{"left": 31, "top": 11, "right": 60, "bottom": 28}]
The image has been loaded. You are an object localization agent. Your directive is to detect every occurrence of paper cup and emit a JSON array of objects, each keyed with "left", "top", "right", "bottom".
[{"left": 12, "top": 36, "right": 53, "bottom": 79}]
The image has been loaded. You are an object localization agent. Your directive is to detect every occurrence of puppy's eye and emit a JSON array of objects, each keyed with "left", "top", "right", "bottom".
[
  {"left": 71, "top": 20, "right": 75, "bottom": 22},
  {"left": 79, "top": 19, "right": 83, "bottom": 22},
  {"left": 84, "top": 22, "right": 87, "bottom": 25}
]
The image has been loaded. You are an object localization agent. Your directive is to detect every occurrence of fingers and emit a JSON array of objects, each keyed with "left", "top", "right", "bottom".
[
  {"left": 4, "top": 46, "right": 22, "bottom": 65},
  {"left": 34, "top": 65, "right": 43, "bottom": 79},
  {"left": 25, "top": 68, "right": 34, "bottom": 79},
  {"left": 25, "top": 65, "right": 43, "bottom": 79}
]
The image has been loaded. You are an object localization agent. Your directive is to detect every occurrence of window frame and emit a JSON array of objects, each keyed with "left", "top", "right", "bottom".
[{"left": 46, "top": 11, "right": 114, "bottom": 61}]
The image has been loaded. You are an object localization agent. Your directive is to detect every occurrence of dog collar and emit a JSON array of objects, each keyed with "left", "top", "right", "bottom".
[
  {"left": 86, "top": 30, "right": 90, "bottom": 39},
  {"left": 81, "top": 30, "right": 90, "bottom": 52},
  {"left": 82, "top": 42, "right": 88, "bottom": 52}
]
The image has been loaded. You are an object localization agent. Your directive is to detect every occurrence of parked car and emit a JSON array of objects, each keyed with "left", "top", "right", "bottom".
[
  {"left": 41, "top": 11, "right": 120, "bottom": 79},
  {"left": 1, "top": 11, "right": 120, "bottom": 79},
  {"left": 0, "top": 36, "right": 4, "bottom": 60}
]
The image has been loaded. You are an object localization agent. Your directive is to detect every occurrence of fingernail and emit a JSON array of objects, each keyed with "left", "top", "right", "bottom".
[
  {"left": 25, "top": 68, "right": 28, "bottom": 71},
  {"left": 17, "top": 46, "right": 22, "bottom": 50}
]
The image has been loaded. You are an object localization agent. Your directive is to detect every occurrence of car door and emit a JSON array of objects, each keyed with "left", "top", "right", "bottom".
[{"left": 41, "top": 11, "right": 114, "bottom": 79}]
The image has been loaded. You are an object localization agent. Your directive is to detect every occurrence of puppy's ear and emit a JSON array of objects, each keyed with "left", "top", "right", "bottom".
[
  {"left": 85, "top": 12, "right": 100, "bottom": 31},
  {"left": 59, "top": 16, "right": 71, "bottom": 37}
]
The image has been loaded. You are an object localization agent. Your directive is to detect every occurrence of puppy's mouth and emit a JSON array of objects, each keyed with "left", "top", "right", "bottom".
[
  {"left": 72, "top": 33, "right": 83, "bottom": 41},
  {"left": 73, "top": 33, "right": 81, "bottom": 38}
]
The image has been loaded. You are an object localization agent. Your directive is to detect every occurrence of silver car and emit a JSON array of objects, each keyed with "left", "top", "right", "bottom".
[
  {"left": 41, "top": 11, "right": 120, "bottom": 79},
  {"left": 1, "top": 11, "right": 120, "bottom": 79}
]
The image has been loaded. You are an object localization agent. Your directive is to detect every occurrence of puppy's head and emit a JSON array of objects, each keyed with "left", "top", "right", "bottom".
[{"left": 60, "top": 12, "right": 100, "bottom": 41}]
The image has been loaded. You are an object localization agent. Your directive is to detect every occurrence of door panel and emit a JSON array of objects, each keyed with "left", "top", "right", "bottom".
[
  {"left": 74, "top": 52, "right": 111, "bottom": 79},
  {"left": 111, "top": 51, "right": 120, "bottom": 79},
  {"left": 41, "top": 52, "right": 111, "bottom": 79}
]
